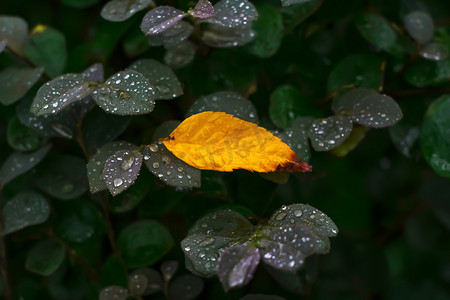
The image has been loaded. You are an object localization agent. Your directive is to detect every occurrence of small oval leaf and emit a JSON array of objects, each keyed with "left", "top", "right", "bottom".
[
  {"left": 25, "top": 238, "right": 65, "bottom": 276},
  {"left": 308, "top": 115, "right": 353, "bottom": 151},
  {"left": 103, "top": 150, "right": 143, "bottom": 196},
  {"left": 140, "top": 6, "right": 186, "bottom": 35},
  {"left": 0, "top": 67, "right": 44, "bottom": 106},
  {"left": 101, "top": 0, "right": 153, "bottom": 22},
  {"left": 404, "top": 11, "right": 434, "bottom": 45},
  {"left": 350, "top": 94, "right": 403, "bottom": 128}
]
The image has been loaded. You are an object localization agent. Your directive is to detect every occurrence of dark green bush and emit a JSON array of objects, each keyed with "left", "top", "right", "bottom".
[{"left": 0, "top": 0, "right": 449, "bottom": 299}]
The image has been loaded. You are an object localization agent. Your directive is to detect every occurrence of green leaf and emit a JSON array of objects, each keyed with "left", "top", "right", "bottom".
[
  {"left": 327, "top": 54, "right": 383, "bottom": 93},
  {"left": 186, "top": 91, "right": 259, "bottom": 123},
  {"left": 246, "top": 5, "right": 283, "bottom": 58},
  {"left": 24, "top": 26, "right": 67, "bottom": 78},
  {"left": 142, "top": 141, "right": 201, "bottom": 188},
  {"left": 0, "top": 143, "right": 51, "bottom": 186},
  {"left": 281, "top": 117, "right": 313, "bottom": 162},
  {"left": 404, "top": 11, "right": 434, "bottom": 45},
  {"left": 389, "top": 123, "right": 420, "bottom": 158},
  {"left": 7, "top": 114, "right": 44, "bottom": 152},
  {"left": 329, "top": 126, "right": 369, "bottom": 157},
  {"left": 148, "top": 20, "right": 193, "bottom": 47},
  {"left": 169, "top": 274, "right": 204, "bottom": 300},
  {"left": 25, "top": 238, "right": 65, "bottom": 276},
  {"left": 33, "top": 155, "right": 88, "bottom": 200},
  {"left": 109, "top": 172, "right": 150, "bottom": 213},
  {"left": 350, "top": 94, "right": 402, "bottom": 128},
  {"left": 404, "top": 58, "right": 450, "bottom": 87},
  {"left": 0, "top": 16, "right": 28, "bottom": 56},
  {"left": 331, "top": 88, "right": 377, "bottom": 114},
  {"left": 128, "top": 272, "right": 148, "bottom": 296},
  {"left": 102, "top": 150, "right": 143, "bottom": 196},
  {"left": 117, "top": 220, "right": 174, "bottom": 267},
  {"left": 164, "top": 40, "right": 196, "bottom": 69},
  {"left": 189, "top": 0, "right": 215, "bottom": 18},
  {"left": 2, "top": 191, "right": 50, "bottom": 235},
  {"left": 92, "top": 70, "right": 156, "bottom": 115},
  {"left": 87, "top": 141, "right": 136, "bottom": 193},
  {"left": 32, "top": 74, "right": 92, "bottom": 116},
  {"left": 99, "top": 286, "right": 129, "bottom": 300},
  {"left": 202, "top": 24, "right": 255, "bottom": 48},
  {"left": 0, "top": 67, "right": 44, "bottom": 106},
  {"left": 63, "top": 0, "right": 101, "bottom": 8},
  {"left": 128, "top": 59, "right": 183, "bottom": 100},
  {"left": 205, "top": 0, "right": 258, "bottom": 28},
  {"left": 420, "top": 42, "right": 448, "bottom": 61},
  {"left": 181, "top": 209, "right": 255, "bottom": 277},
  {"left": 100, "top": 254, "right": 128, "bottom": 288},
  {"left": 101, "top": 0, "right": 153, "bottom": 22},
  {"left": 152, "top": 120, "right": 180, "bottom": 140},
  {"left": 140, "top": 6, "right": 186, "bottom": 35},
  {"left": 354, "top": 12, "right": 410, "bottom": 58},
  {"left": 281, "top": 0, "right": 312, "bottom": 6},
  {"left": 129, "top": 268, "right": 163, "bottom": 295},
  {"left": 123, "top": 26, "right": 151, "bottom": 57},
  {"left": 420, "top": 95, "right": 450, "bottom": 179},
  {"left": 280, "top": 0, "right": 321, "bottom": 31},
  {"left": 0, "top": 39, "right": 7, "bottom": 53},
  {"left": 269, "top": 85, "right": 307, "bottom": 128},
  {"left": 308, "top": 115, "right": 353, "bottom": 151}
]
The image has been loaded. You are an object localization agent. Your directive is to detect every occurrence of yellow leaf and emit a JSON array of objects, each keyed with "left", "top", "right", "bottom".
[{"left": 161, "top": 111, "right": 312, "bottom": 173}]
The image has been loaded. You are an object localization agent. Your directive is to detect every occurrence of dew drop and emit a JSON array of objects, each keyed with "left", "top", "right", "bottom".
[{"left": 114, "top": 178, "right": 123, "bottom": 187}]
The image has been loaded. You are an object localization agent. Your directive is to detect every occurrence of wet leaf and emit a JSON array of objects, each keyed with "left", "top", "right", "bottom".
[
  {"left": 404, "top": 11, "right": 434, "bottom": 45},
  {"left": 129, "top": 268, "right": 163, "bottom": 295},
  {"left": 420, "top": 42, "right": 448, "bottom": 61},
  {"left": 24, "top": 25, "right": 67, "bottom": 78},
  {"left": 160, "top": 260, "right": 178, "bottom": 281},
  {"left": 103, "top": 150, "right": 143, "bottom": 196},
  {"left": 404, "top": 58, "right": 450, "bottom": 87},
  {"left": 142, "top": 141, "right": 201, "bottom": 188},
  {"left": 92, "top": 70, "right": 156, "bottom": 115},
  {"left": 169, "top": 274, "right": 204, "bottom": 300},
  {"left": 2, "top": 191, "right": 50, "bottom": 235},
  {"left": 153, "top": 120, "right": 180, "bottom": 140},
  {"left": 329, "top": 126, "right": 369, "bottom": 157},
  {"left": 140, "top": 6, "right": 186, "bottom": 35},
  {"left": 240, "top": 294, "right": 285, "bottom": 300},
  {"left": 281, "top": 117, "right": 313, "bottom": 163},
  {"left": 25, "top": 238, "right": 65, "bottom": 276},
  {"left": 308, "top": 115, "right": 353, "bottom": 151},
  {"left": 280, "top": 0, "right": 321, "bottom": 30},
  {"left": 117, "top": 220, "right": 174, "bottom": 267},
  {"left": 281, "top": 0, "right": 312, "bottom": 6},
  {"left": 189, "top": 0, "right": 215, "bottom": 18},
  {"left": 109, "top": 173, "right": 150, "bottom": 213},
  {"left": 269, "top": 85, "right": 306, "bottom": 128},
  {"left": 186, "top": 91, "right": 259, "bottom": 123},
  {"left": 0, "top": 67, "right": 44, "bottom": 105},
  {"left": 350, "top": 94, "right": 402, "bottom": 128},
  {"left": 7, "top": 115, "right": 44, "bottom": 152},
  {"left": 0, "top": 143, "right": 51, "bottom": 186},
  {"left": 246, "top": 5, "right": 283, "bottom": 58},
  {"left": 389, "top": 123, "right": 420, "bottom": 158},
  {"left": 420, "top": 95, "right": 450, "bottom": 179},
  {"left": 164, "top": 40, "right": 196, "bottom": 69},
  {"left": 205, "top": 0, "right": 258, "bottom": 28},
  {"left": 128, "top": 59, "right": 183, "bottom": 100},
  {"left": 202, "top": 23, "right": 255, "bottom": 48},
  {"left": 0, "top": 16, "right": 28, "bottom": 55},
  {"left": 87, "top": 141, "right": 136, "bottom": 193},
  {"left": 0, "top": 39, "right": 7, "bottom": 53},
  {"left": 327, "top": 54, "right": 383, "bottom": 93},
  {"left": 81, "top": 63, "right": 104, "bottom": 83},
  {"left": 162, "top": 111, "right": 312, "bottom": 172},
  {"left": 99, "top": 286, "right": 129, "bottom": 300},
  {"left": 33, "top": 155, "right": 88, "bottom": 200},
  {"left": 101, "top": 0, "right": 153, "bottom": 22},
  {"left": 331, "top": 88, "right": 377, "bottom": 114},
  {"left": 217, "top": 244, "right": 260, "bottom": 291},
  {"left": 148, "top": 20, "right": 193, "bottom": 47},
  {"left": 128, "top": 272, "right": 148, "bottom": 296},
  {"left": 32, "top": 74, "right": 92, "bottom": 116},
  {"left": 181, "top": 209, "right": 255, "bottom": 277}
]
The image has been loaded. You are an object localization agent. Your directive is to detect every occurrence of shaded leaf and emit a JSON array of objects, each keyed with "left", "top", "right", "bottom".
[
  {"left": 7, "top": 114, "right": 44, "bottom": 152},
  {"left": 153, "top": 120, "right": 181, "bottom": 140},
  {"left": 109, "top": 172, "right": 150, "bottom": 213},
  {"left": 128, "top": 272, "right": 148, "bottom": 296},
  {"left": 240, "top": 294, "right": 285, "bottom": 300},
  {"left": 169, "top": 274, "right": 204, "bottom": 300},
  {"left": 189, "top": 0, "right": 215, "bottom": 19},
  {"left": 281, "top": 0, "right": 312, "bottom": 6},
  {"left": 2, "top": 191, "right": 50, "bottom": 235},
  {"left": 100, "top": 254, "right": 128, "bottom": 288},
  {"left": 186, "top": 91, "right": 259, "bottom": 123},
  {"left": 420, "top": 95, "right": 450, "bottom": 179},
  {"left": 63, "top": 0, "right": 101, "bottom": 8},
  {"left": 329, "top": 126, "right": 369, "bottom": 157},
  {"left": 33, "top": 155, "right": 88, "bottom": 200},
  {"left": 280, "top": 0, "right": 321, "bottom": 31},
  {"left": 81, "top": 63, "right": 104, "bottom": 83},
  {"left": 0, "top": 67, "right": 44, "bottom": 106},
  {"left": 32, "top": 74, "right": 92, "bottom": 116},
  {"left": 217, "top": 244, "right": 260, "bottom": 291},
  {"left": 140, "top": 6, "right": 186, "bottom": 35},
  {"left": 162, "top": 111, "right": 312, "bottom": 172},
  {"left": 389, "top": 123, "right": 420, "bottom": 158},
  {"left": 0, "top": 16, "right": 28, "bottom": 55},
  {"left": 99, "top": 286, "right": 129, "bottom": 300},
  {"left": 269, "top": 85, "right": 306, "bottom": 128},
  {"left": 160, "top": 260, "right": 179, "bottom": 281},
  {"left": 24, "top": 25, "right": 67, "bottom": 77},
  {"left": 103, "top": 150, "right": 143, "bottom": 196},
  {"left": 129, "top": 268, "right": 163, "bottom": 295},
  {"left": 404, "top": 58, "right": 450, "bottom": 87},
  {"left": 281, "top": 117, "right": 313, "bottom": 162},
  {"left": 420, "top": 42, "right": 448, "bottom": 61},
  {"left": 308, "top": 115, "right": 353, "bottom": 151},
  {"left": 25, "top": 238, "right": 65, "bottom": 276},
  {"left": 101, "top": 0, "right": 153, "bottom": 22},
  {"left": 181, "top": 209, "right": 255, "bottom": 277},
  {"left": 164, "top": 40, "right": 196, "bottom": 69},
  {"left": 246, "top": 5, "right": 283, "bottom": 58},
  {"left": 87, "top": 141, "right": 136, "bottom": 193},
  {"left": 205, "top": 0, "right": 258, "bottom": 28},
  {"left": 92, "top": 70, "right": 156, "bottom": 115},
  {"left": 0, "top": 39, "right": 7, "bottom": 53},
  {"left": 404, "top": 11, "right": 434, "bottom": 45},
  {"left": 117, "top": 220, "right": 174, "bottom": 267},
  {"left": 351, "top": 94, "right": 402, "bottom": 128},
  {"left": 202, "top": 24, "right": 255, "bottom": 48},
  {"left": 128, "top": 59, "right": 183, "bottom": 100},
  {"left": 0, "top": 143, "right": 51, "bottom": 186},
  {"left": 148, "top": 20, "right": 193, "bottom": 47},
  {"left": 142, "top": 141, "right": 201, "bottom": 188},
  {"left": 331, "top": 88, "right": 377, "bottom": 114}
]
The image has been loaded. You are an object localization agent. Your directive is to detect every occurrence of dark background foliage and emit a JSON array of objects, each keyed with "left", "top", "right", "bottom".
[{"left": 0, "top": 0, "right": 450, "bottom": 299}]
